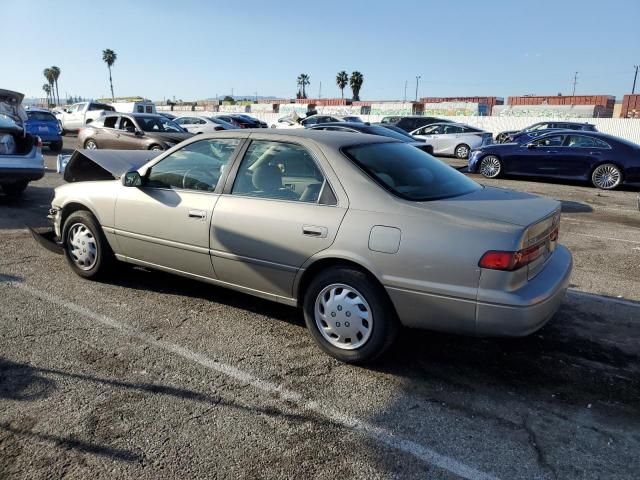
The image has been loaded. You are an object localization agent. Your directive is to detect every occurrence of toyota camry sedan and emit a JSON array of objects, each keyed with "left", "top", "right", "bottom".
[{"left": 33, "top": 130, "right": 572, "bottom": 363}]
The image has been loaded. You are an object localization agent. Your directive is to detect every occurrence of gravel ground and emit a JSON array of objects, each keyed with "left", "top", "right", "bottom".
[{"left": 0, "top": 136, "right": 638, "bottom": 479}]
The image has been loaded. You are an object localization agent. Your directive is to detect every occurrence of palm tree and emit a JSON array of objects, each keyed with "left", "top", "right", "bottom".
[
  {"left": 42, "top": 84, "right": 51, "bottom": 106},
  {"left": 336, "top": 71, "right": 348, "bottom": 99},
  {"left": 50, "top": 66, "right": 61, "bottom": 106},
  {"left": 349, "top": 71, "right": 364, "bottom": 101},
  {"left": 297, "top": 73, "right": 310, "bottom": 99},
  {"left": 102, "top": 49, "right": 117, "bottom": 101}
]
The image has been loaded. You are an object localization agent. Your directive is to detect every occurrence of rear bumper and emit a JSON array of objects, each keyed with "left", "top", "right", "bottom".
[
  {"left": 475, "top": 245, "right": 573, "bottom": 336},
  {"left": 385, "top": 244, "right": 572, "bottom": 337},
  {"left": 0, "top": 167, "right": 45, "bottom": 183}
]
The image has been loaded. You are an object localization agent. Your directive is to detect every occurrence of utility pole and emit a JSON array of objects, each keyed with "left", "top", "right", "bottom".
[
  {"left": 571, "top": 71, "right": 579, "bottom": 96},
  {"left": 318, "top": 81, "right": 322, "bottom": 99},
  {"left": 415, "top": 75, "right": 421, "bottom": 102},
  {"left": 633, "top": 65, "right": 639, "bottom": 94},
  {"left": 403, "top": 80, "right": 408, "bottom": 103}
]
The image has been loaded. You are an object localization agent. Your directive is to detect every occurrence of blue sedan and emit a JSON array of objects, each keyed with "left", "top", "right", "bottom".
[
  {"left": 468, "top": 131, "right": 640, "bottom": 190},
  {"left": 25, "top": 109, "right": 63, "bottom": 152}
]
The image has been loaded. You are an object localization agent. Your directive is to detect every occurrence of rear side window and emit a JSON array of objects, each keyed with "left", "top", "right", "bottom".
[
  {"left": 103, "top": 117, "right": 118, "bottom": 128},
  {"left": 89, "top": 103, "right": 115, "bottom": 111},
  {"left": 566, "top": 135, "right": 610, "bottom": 149},
  {"left": 342, "top": 142, "right": 481, "bottom": 201},
  {"left": 27, "top": 112, "right": 56, "bottom": 121}
]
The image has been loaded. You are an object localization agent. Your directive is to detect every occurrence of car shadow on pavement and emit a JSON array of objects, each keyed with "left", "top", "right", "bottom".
[
  {"left": 559, "top": 200, "right": 593, "bottom": 213},
  {"left": 104, "top": 265, "right": 304, "bottom": 328}
]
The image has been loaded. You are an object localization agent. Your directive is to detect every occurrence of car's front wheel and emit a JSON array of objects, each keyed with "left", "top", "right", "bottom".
[
  {"left": 149, "top": 144, "right": 164, "bottom": 151},
  {"left": 479, "top": 155, "right": 503, "bottom": 178},
  {"left": 591, "top": 163, "right": 622, "bottom": 190},
  {"left": 84, "top": 139, "right": 98, "bottom": 150},
  {"left": 62, "top": 210, "right": 115, "bottom": 279},
  {"left": 303, "top": 266, "right": 398, "bottom": 364}
]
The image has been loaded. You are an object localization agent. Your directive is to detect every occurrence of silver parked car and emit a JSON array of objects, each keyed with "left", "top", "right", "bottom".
[
  {"left": 175, "top": 115, "right": 238, "bottom": 133},
  {"left": 411, "top": 122, "right": 493, "bottom": 159},
  {"left": 33, "top": 130, "right": 572, "bottom": 363}
]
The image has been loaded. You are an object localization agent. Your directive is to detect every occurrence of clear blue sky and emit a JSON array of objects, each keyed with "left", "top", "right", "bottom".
[{"left": 6, "top": 0, "right": 640, "bottom": 101}]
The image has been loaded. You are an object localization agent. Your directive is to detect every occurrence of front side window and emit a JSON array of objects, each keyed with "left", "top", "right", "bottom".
[
  {"left": 120, "top": 117, "right": 136, "bottom": 132},
  {"left": 342, "top": 142, "right": 481, "bottom": 201},
  {"left": 147, "top": 139, "right": 240, "bottom": 191},
  {"left": 533, "top": 135, "right": 565, "bottom": 147},
  {"left": 420, "top": 125, "right": 443, "bottom": 135},
  {"left": 232, "top": 141, "right": 326, "bottom": 203}
]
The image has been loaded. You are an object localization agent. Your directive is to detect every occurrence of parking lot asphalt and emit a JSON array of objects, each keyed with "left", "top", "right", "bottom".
[{"left": 1, "top": 136, "right": 639, "bottom": 479}]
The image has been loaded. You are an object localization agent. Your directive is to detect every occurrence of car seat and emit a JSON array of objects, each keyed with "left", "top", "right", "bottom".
[{"left": 251, "top": 164, "right": 298, "bottom": 200}]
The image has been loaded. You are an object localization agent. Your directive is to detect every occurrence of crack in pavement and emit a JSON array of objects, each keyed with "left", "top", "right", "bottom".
[{"left": 523, "top": 415, "right": 557, "bottom": 480}]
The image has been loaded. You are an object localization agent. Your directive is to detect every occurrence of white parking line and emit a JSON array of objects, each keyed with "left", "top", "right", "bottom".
[{"left": 1, "top": 277, "right": 500, "bottom": 480}]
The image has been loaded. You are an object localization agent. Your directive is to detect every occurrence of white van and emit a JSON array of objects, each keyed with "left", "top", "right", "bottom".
[{"left": 109, "top": 100, "right": 157, "bottom": 114}]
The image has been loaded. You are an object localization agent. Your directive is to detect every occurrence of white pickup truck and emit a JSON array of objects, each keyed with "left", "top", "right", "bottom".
[{"left": 56, "top": 101, "right": 116, "bottom": 133}]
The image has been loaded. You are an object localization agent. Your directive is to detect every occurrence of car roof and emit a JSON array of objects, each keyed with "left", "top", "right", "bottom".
[
  {"left": 104, "top": 112, "right": 163, "bottom": 119},
  {"left": 26, "top": 108, "right": 55, "bottom": 114},
  {"left": 533, "top": 130, "right": 627, "bottom": 143},
  {"left": 311, "top": 122, "right": 368, "bottom": 129},
  {"left": 196, "top": 128, "right": 397, "bottom": 149}
]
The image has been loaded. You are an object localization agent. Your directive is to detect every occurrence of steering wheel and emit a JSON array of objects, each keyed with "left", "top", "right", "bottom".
[{"left": 182, "top": 167, "right": 218, "bottom": 191}]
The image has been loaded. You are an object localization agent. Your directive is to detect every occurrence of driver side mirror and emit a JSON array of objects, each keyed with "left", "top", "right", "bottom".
[
  {"left": 526, "top": 143, "right": 536, "bottom": 149},
  {"left": 134, "top": 128, "right": 144, "bottom": 136},
  {"left": 122, "top": 170, "right": 142, "bottom": 187}
]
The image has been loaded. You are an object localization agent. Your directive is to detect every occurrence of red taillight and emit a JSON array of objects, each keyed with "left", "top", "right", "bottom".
[
  {"left": 479, "top": 251, "right": 516, "bottom": 270},
  {"left": 479, "top": 242, "right": 546, "bottom": 271},
  {"left": 35, "top": 136, "right": 43, "bottom": 148}
]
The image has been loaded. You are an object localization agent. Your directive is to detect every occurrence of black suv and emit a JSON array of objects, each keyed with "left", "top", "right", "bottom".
[
  {"left": 390, "top": 116, "right": 452, "bottom": 133},
  {"left": 496, "top": 121, "right": 597, "bottom": 143}
]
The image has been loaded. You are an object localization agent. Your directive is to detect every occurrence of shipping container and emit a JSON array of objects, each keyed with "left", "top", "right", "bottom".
[
  {"left": 420, "top": 96, "right": 504, "bottom": 114},
  {"left": 507, "top": 95, "right": 615, "bottom": 117},
  {"left": 621, "top": 94, "right": 640, "bottom": 118}
]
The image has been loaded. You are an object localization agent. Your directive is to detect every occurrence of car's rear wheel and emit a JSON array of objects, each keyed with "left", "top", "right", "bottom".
[
  {"left": 303, "top": 266, "right": 398, "bottom": 364},
  {"left": 62, "top": 210, "right": 115, "bottom": 279},
  {"left": 84, "top": 139, "right": 98, "bottom": 149},
  {"left": 479, "top": 155, "right": 503, "bottom": 178},
  {"left": 1, "top": 181, "right": 28, "bottom": 197},
  {"left": 50, "top": 141, "right": 63, "bottom": 152},
  {"left": 591, "top": 163, "right": 622, "bottom": 190},
  {"left": 454, "top": 143, "right": 471, "bottom": 159},
  {"left": 149, "top": 144, "right": 163, "bottom": 151}
]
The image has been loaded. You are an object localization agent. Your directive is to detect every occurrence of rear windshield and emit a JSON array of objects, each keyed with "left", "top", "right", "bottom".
[
  {"left": 342, "top": 142, "right": 481, "bottom": 201},
  {"left": 27, "top": 111, "right": 57, "bottom": 122},
  {"left": 366, "top": 125, "right": 415, "bottom": 141}
]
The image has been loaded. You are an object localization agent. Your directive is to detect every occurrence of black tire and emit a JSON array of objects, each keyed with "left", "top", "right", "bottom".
[
  {"left": 84, "top": 139, "right": 98, "bottom": 149},
  {"left": 149, "top": 144, "right": 164, "bottom": 151},
  {"left": 1, "top": 181, "right": 28, "bottom": 197},
  {"left": 62, "top": 210, "right": 115, "bottom": 279},
  {"left": 50, "top": 141, "right": 63, "bottom": 152},
  {"left": 454, "top": 143, "right": 471, "bottom": 159},
  {"left": 303, "top": 266, "right": 398, "bottom": 364},
  {"left": 61, "top": 129, "right": 67, "bottom": 136}
]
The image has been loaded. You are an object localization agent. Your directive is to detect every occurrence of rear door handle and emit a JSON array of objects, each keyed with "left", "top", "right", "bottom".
[
  {"left": 590, "top": 151, "right": 602, "bottom": 155},
  {"left": 302, "top": 225, "right": 328, "bottom": 238},
  {"left": 188, "top": 209, "right": 206, "bottom": 219}
]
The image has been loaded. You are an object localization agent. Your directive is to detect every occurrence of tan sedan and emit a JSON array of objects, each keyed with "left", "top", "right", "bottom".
[{"left": 35, "top": 130, "right": 572, "bottom": 363}]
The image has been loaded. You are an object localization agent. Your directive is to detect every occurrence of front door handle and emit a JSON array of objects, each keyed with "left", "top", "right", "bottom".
[
  {"left": 188, "top": 209, "right": 206, "bottom": 219},
  {"left": 302, "top": 225, "right": 328, "bottom": 238}
]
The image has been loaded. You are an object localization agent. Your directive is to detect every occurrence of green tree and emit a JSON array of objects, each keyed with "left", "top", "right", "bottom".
[
  {"left": 43, "top": 68, "right": 55, "bottom": 104},
  {"left": 349, "top": 71, "right": 364, "bottom": 101},
  {"left": 42, "top": 84, "right": 52, "bottom": 106},
  {"left": 336, "top": 71, "right": 348, "bottom": 99},
  {"left": 50, "top": 66, "right": 61, "bottom": 106},
  {"left": 297, "top": 73, "right": 310, "bottom": 99},
  {"left": 102, "top": 49, "right": 117, "bottom": 101}
]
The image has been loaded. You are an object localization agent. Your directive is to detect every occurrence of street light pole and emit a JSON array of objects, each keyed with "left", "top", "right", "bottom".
[
  {"left": 633, "top": 65, "right": 639, "bottom": 94},
  {"left": 404, "top": 80, "right": 408, "bottom": 103},
  {"left": 415, "top": 75, "right": 421, "bottom": 102}
]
